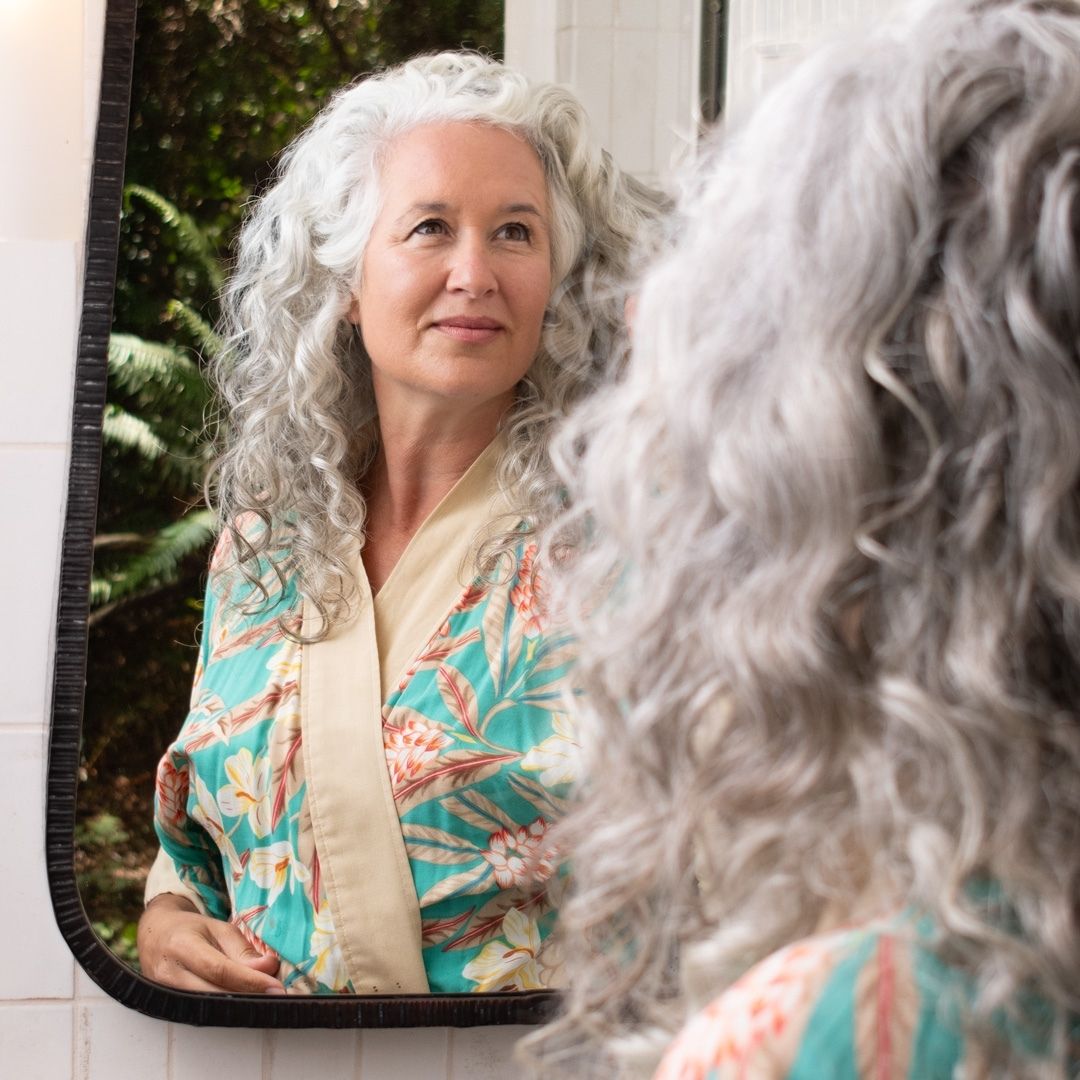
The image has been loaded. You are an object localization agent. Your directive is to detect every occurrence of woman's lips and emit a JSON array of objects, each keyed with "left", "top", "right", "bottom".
[{"left": 432, "top": 317, "right": 504, "bottom": 344}]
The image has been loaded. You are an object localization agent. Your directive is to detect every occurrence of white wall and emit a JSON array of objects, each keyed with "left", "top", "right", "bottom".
[
  {"left": 505, "top": 0, "right": 701, "bottom": 189},
  {"left": 2, "top": 1, "right": 905, "bottom": 1077},
  {"left": 724, "top": 0, "right": 907, "bottom": 117}
]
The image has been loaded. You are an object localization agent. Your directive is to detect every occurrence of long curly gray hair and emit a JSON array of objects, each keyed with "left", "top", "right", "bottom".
[
  {"left": 532, "top": 1, "right": 1080, "bottom": 1074},
  {"left": 209, "top": 52, "right": 666, "bottom": 630}
]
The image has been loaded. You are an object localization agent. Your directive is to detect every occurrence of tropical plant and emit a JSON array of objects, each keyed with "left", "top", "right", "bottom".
[{"left": 91, "top": 187, "right": 221, "bottom": 624}]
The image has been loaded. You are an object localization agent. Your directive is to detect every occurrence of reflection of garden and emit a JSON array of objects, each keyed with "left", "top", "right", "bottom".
[{"left": 78, "top": 0, "right": 503, "bottom": 968}]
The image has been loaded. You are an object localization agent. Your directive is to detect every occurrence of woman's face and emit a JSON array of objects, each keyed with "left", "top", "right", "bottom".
[{"left": 350, "top": 121, "right": 553, "bottom": 415}]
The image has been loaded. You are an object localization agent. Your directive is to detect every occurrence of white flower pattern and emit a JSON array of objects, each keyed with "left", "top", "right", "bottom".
[
  {"left": 461, "top": 908, "right": 548, "bottom": 992},
  {"left": 217, "top": 747, "right": 272, "bottom": 837}
]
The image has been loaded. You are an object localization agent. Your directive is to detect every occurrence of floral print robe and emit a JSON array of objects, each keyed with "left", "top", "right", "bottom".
[
  {"left": 654, "top": 914, "right": 1070, "bottom": 1079},
  {"left": 152, "top": 438, "right": 576, "bottom": 994}
]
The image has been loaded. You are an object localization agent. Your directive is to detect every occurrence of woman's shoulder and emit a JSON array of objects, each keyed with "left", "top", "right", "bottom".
[
  {"left": 207, "top": 511, "right": 274, "bottom": 572},
  {"left": 654, "top": 920, "right": 972, "bottom": 1080},
  {"left": 203, "top": 513, "right": 301, "bottom": 630}
]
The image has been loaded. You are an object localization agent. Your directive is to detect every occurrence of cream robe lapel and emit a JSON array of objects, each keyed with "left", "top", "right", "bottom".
[{"left": 302, "top": 434, "right": 513, "bottom": 993}]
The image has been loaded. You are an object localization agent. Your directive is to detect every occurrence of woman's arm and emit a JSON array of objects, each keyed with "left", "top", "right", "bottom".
[{"left": 138, "top": 532, "right": 285, "bottom": 994}]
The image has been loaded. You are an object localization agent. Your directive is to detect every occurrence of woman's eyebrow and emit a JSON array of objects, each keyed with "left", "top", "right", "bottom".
[
  {"left": 391, "top": 200, "right": 546, "bottom": 229},
  {"left": 502, "top": 203, "right": 544, "bottom": 218},
  {"left": 393, "top": 201, "right": 450, "bottom": 227}
]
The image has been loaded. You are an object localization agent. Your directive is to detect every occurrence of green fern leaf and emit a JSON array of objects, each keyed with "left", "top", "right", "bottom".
[
  {"left": 108, "top": 333, "right": 208, "bottom": 401},
  {"left": 91, "top": 508, "right": 217, "bottom": 608},
  {"left": 166, "top": 299, "right": 224, "bottom": 359},
  {"left": 125, "top": 184, "right": 224, "bottom": 292},
  {"left": 101, "top": 404, "right": 167, "bottom": 460}
]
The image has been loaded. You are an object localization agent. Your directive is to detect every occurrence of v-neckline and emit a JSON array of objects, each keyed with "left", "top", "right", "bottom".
[{"left": 366, "top": 432, "right": 511, "bottom": 700}]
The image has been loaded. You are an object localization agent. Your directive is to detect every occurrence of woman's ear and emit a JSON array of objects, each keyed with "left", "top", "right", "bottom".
[{"left": 346, "top": 293, "right": 361, "bottom": 326}]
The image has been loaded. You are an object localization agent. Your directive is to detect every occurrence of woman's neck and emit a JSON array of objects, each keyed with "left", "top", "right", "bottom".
[{"left": 359, "top": 395, "right": 508, "bottom": 592}]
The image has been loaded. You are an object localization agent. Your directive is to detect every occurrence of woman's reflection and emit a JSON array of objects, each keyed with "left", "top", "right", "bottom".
[{"left": 136, "top": 53, "right": 666, "bottom": 994}]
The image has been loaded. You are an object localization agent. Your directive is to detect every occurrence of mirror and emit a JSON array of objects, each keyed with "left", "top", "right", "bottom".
[{"left": 50, "top": 0, "right": 707, "bottom": 1027}]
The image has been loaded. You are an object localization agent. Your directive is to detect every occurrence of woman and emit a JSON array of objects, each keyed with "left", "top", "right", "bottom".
[
  {"left": 136, "top": 52, "right": 665, "bottom": 996},
  {"left": 533, "top": 0, "right": 1080, "bottom": 1075}
]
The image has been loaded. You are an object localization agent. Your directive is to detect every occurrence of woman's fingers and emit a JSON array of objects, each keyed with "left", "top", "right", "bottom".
[
  {"left": 137, "top": 896, "right": 285, "bottom": 994},
  {"left": 205, "top": 919, "right": 282, "bottom": 979},
  {"left": 153, "top": 965, "right": 260, "bottom": 995},
  {"left": 176, "top": 936, "right": 285, "bottom": 993}
]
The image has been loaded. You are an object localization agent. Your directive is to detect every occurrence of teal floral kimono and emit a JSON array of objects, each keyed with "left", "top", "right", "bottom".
[
  {"left": 654, "top": 913, "right": 1073, "bottom": 1078},
  {"left": 152, "top": 438, "right": 576, "bottom": 994}
]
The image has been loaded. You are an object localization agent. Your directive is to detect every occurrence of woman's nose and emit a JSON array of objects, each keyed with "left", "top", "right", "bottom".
[{"left": 446, "top": 237, "right": 498, "bottom": 297}]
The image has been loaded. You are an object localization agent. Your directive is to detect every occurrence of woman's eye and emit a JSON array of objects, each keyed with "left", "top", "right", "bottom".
[
  {"left": 499, "top": 222, "right": 532, "bottom": 242},
  {"left": 412, "top": 219, "right": 446, "bottom": 237}
]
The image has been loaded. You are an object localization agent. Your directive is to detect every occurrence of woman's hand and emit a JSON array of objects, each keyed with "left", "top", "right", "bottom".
[{"left": 137, "top": 893, "right": 285, "bottom": 994}]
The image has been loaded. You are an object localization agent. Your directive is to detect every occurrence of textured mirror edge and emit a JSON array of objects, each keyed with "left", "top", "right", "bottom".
[
  {"left": 700, "top": 0, "right": 730, "bottom": 125},
  {"left": 44, "top": 0, "right": 555, "bottom": 1028}
]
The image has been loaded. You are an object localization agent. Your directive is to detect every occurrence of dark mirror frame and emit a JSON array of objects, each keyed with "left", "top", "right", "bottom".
[{"left": 45, "top": 0, "right": 555, "bottom": 1028}]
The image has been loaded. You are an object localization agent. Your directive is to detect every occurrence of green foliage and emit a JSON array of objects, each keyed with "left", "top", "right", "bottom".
[
  {"left": 92, "top": 508, "right": 217, "bottom": 609},
  {"left": 107, "top": 332, "right": 208, "bottom": 407},
  {"left": 101, "top": 403, "right": 168, "bottom": 462},
  {"left": 75, "top": 813, "right": 143, "bottom": 968},
  {"left": 166, "top": 299, "right": 224, "bottom": 357},
  {"left": 83, "top": 0, "right": 506, "bottom": 970},
  {"left": 125, "top": 184, "right": 224, "bottom": 292},
  {"left": 93, "top": 194, "right": 220, "bottom": 619}
]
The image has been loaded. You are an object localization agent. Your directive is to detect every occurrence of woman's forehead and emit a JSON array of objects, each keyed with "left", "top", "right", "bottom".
[{"left": 376, "top": 121, "right": 549, "bottom": 213}]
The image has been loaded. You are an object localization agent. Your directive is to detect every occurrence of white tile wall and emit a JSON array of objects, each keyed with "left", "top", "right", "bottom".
[
  {"left": 0, "top": 0, "right": 85, "bottom": 243},
  {"left": 449, "top": 1026, "right": 533, "bottom": 1080},
  {"left": 4, "top": 2, "right": 899, "bottom": 1076},
  {"left": 610, "top": 29, "right": 660, "bottom": 176},
  {"left": 79, "top": 1000, "right": 171, "bottom": 1080},
  {"left": 0, "top": 728, "right": 75, "bottom": 1000},
  {"left": 0, "top": 1003, "right": 75, "bottom": 1080},
  {"left": 507, "top": 0, "right": 699, "bottom": 188},
  {"left": 170, "top": 1026, "right": 264, "bottom": 1080},
  {"left": 504, "top": 1, "right": 560, "bottom": 83},
  {"left": 613, "top": 0, "right": 658, "bottom": 30},
  {"left": 724, "top": 0, "right": 909, "bottom": 119},
  {"left": 0, "top": 446, "right": 71, "bottom": 727},
  {"left": 573, "top": 0, "right": 614, "bottom": 28},
  {"left": 558, "top": 26, "right": 615, "bottom": 143},
  {"left": 265, "top": 1028, "right": 360, "bottom": 1079},
  {"left": 360, "top": 1028, "right": 449, "bottom": 1077},
  {"left": 0, "top": 244, "right": 80, "bottom": 444}
]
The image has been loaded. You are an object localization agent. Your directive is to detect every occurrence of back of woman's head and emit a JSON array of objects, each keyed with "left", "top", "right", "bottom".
[{"left": 539, "top": 1, "right": 1080, "bottom": 1073}]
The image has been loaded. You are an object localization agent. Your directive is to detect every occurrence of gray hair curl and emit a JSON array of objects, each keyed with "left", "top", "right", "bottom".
[
  {"left": 532, "top": 1, "right": 1080, "bottom": 1074},
  {"left": 210, "top": 51, "right": 666, "bottom": 629}
]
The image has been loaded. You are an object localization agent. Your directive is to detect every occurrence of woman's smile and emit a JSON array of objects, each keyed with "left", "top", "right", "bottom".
[{"left": 430, "top": 315, "right": 506, "bottom": 344}]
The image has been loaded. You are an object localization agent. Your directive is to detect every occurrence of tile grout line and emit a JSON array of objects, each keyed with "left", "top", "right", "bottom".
[
  {"left": 261, "top": 1026, "right": 273, "bottom": 1080},
  {"left": 0, "top": 994, "right": 80, "bottom": 1005},
  {"left": 0, "top": 442, "right": 71, "bottom": 451},
  {"left": 69, "top": 993, "right": 78, "bottom": 1080},
  {"left": 76, "top": 999, "right": 88, "bottom": 1080},
  {"left": 166, "top": 1021, "right": 175, "bottom": 1079}
]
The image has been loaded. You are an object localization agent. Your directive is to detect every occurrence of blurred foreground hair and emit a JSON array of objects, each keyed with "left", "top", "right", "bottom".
[{"left": 531, "top": 1, "right": 1080, "bottom": 1074}]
